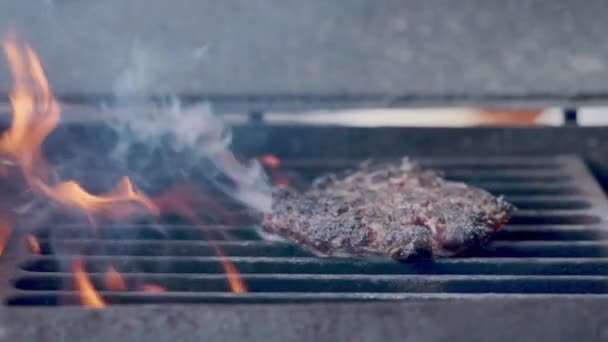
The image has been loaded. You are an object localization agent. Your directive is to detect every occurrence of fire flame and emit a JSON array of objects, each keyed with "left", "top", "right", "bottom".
[
  {"left": 152, "top": 186, "right": 247, "bottom": 293},
  {"left": 104, "top": 266, "right": 127, "bottom": 291},
  {"left": 0, "top": 220, "right": 13, "bottom": 256},
  {"left": 0, "top": 38, "right": 59, "bottom": 182},
  {"left": 221, "top": 257, "right": 247, "bottom": 293},
  {"left": 1, "top": 38, "right": 158, "bottom": 222},
  {"left": 34, "top": 177, "right": 159, "bottom": 220},
  {"left": 153, "top": 183, "right": 241, "bottom": 228},
  {"left": 210, "top": 247, "right": 247, "bottom": 292},
  {"left": 25, "top": 233, "right": 40, "bottom": 254},
  {"left": 259, "top": 155, "right": 280, "bottom": 168},
  {"left": 140, "top": 283, "right": 166, "bottom": 293},
  {"left": 1, "top": 36, "right": 248, "bottom": 302},
  {"left": 73, "top": 259, "right": 106, "bottom": 308},
  {"left": 260, "top": 155, "right": 289, "bottom": 186}
]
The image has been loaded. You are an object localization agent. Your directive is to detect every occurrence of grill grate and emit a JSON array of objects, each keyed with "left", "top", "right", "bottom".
[{"left": 4, "top": 155, "right": 608, "bottom": 306}]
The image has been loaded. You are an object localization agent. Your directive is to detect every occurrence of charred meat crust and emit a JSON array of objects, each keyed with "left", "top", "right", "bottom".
[{"left": 262, "top": 159, "right": 516, "bottom": 261}]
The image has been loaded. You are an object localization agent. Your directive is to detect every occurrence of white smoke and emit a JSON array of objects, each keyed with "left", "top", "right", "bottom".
[{"left": 104, "top": 44, "right": 272, "bottom": 213}]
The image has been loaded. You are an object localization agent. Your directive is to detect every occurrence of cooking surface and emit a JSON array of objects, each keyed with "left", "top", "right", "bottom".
[{"left": 2, "top": 155, "right": 607, "bottom": 305}]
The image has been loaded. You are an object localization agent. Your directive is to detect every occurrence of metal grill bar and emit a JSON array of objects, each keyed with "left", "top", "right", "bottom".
[
  {"left": 4, "top": 155, "right": 608, "bottom": 305},
  {"left": 9, "top": 292, "right": 608, "bottom": 307},
  {"left": 21, "top": 256, "right": 608, "bottom": 275}
]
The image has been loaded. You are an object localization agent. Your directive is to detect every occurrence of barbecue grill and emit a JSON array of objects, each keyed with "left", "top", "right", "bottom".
[
  {"left": 2, "top": 1, "right": 608, "bottom": 341},
  {"left": 5, "top": 154, "right": 608, "bottom": 303}
]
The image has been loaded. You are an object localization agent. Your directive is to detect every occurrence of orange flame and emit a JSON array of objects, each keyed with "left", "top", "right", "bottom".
[
  {"left": 2, "top": 38, "right": 158, "bottom": 223},
  {"left": 0, "top": 220, "right": 13, "bottom": 256},
  {"left": 260, "top": 155, "right": 289, "bottom": 186},
  {"left": 34, "top": 177, "right": 159, "bottom": 220},
  {"left": 2, "top": 37, "right": 247, "bottom": 295},
  {"left": 259, "top": 155, "right": 281, "bottom": 168},
  {"left": 25, "top": 234, "right": 40, "bottom": 255},
  {"left": 154, "top": 183, "right": 240, "bottom": 227},
  {"left": 212, "top": 251, "right": 247, "bottom": 292},
  {"left": 1, "top": 38, "right": 59, "bottom": 182},
  {"left": 104, "top": 266, "right": 127, "bottom": 291},
  {"left": 140, "top": 283, "right": 166, "bottom": 293},
  {"left": 73, "top": 259, "right": 106, "bottom": 308},
  {"left": 152, "top": 186, "right": 247, "bottom": 293},
  {"left": 220, "top": 254, "right": 247, "bottom": 293}
]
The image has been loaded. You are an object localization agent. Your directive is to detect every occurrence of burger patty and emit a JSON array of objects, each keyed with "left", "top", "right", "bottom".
[{"left": 262, "top": 159, "right": 516, "bottom": 260}]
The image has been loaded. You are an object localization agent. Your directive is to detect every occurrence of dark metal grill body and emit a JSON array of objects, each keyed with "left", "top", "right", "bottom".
[
  {"left": 0, "top": 120, "right": 608, "bottom": 341},
  {"left": 3, "top": 155, "right": 608, "bottom": 306},
  {"left": 5, "top": 1, "right": 608, "bottom": 337}
]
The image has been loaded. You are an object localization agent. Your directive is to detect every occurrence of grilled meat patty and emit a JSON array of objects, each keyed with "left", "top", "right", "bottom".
[{"left": 262, "top": 159, "right": 515, "bottom": 260}]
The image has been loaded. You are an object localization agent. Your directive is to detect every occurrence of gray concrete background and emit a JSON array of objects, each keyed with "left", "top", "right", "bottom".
[{"left": 1, "top": 1, "right": 608, "bottom": 108}]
